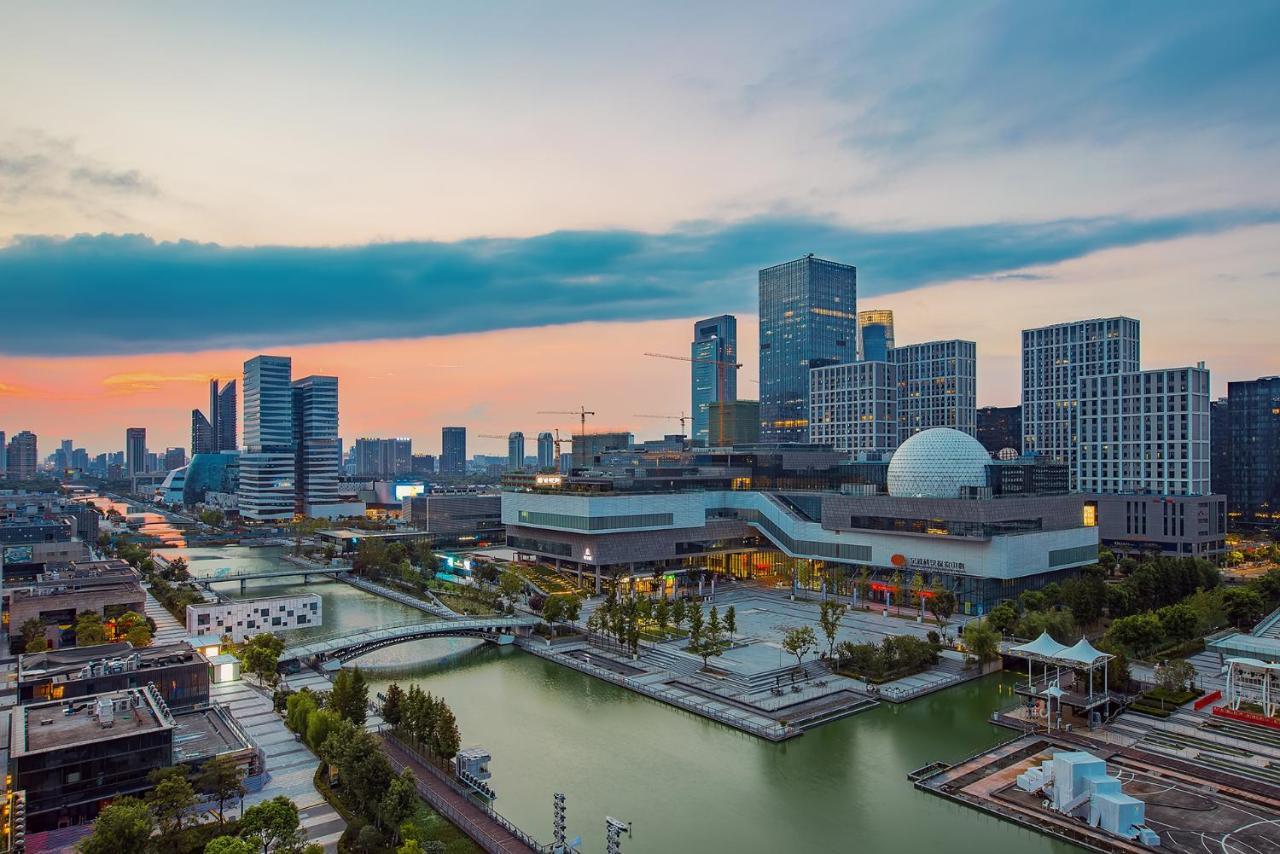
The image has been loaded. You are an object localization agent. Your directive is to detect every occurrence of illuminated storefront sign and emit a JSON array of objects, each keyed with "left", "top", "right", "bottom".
[{"left": 891, "top": 553, "right": 966, "bottom": 573}]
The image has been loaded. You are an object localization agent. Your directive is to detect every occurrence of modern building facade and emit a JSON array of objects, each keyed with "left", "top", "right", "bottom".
[
  {"left": 163, "top": 447, "right": 186, "bottom": 471},
  {"left": 536, "top": 432, "right": 555, "bottom": 470},
  {"left": 508, "top": 432, "right": 526, "bottom": 471},
  {"left": 214, "top": 379, "right": 238, "bottom": 451},
  {"left": 354, "top": 437, "right": 412, "bottom": 478},
  {"left": 293, "top": 375, "right": 353, "bottom": 518},
  {"left": 7, "top": 430, "right": 37, "bottom": 480},
  {"left": 1093, "top": 493, "right": 1226, "bottom": 559},
  {"left": 809, "top": 361, "right": 898, "bottom": 456},
  {"left": 1076, "top": 365, "right": 1211, "bottom": 497},
  {"left": 572, "top": 432, "right": 633, "bottom": 469},
  {"left": 125, "top": 427, "right": 146, "bottom": 475},
  {"left": 691, "top": 315, "right": 738, "bottom": 446},
  {"left": 1210, "top": 398, "right": 1231, "bottom": 500},
  {"left": 191, "top": 409, "right": 213, "bottom": 456},
  {"left": 1021, "top": 317, "right": 1141, "bottom": 481},
  {"left": 441, "top": 427, "right": 467, "bottom": 476},
  {"left": 187, "top": 593, "right": 322, "bottom": 641},
  {"left": 858, "top": 309, "right": 895, "bottom": 362},
  {"left": 976, "top": 406, "right": 1021, "bottom": 457},
  {"left": 18, "top": 641, "right": 211, "bottom": 710},
  {"left": 759, "top": 256, "right": 857, "bottom": 443},
  {"left": 1227, "top": 376, "right": 1280, "bottom": 526},
  {"left": 240, "top": 355, "right": 295, "bottom": 521},
  {"left": 706, "top": 400, "right": 761, "bottom": 446},
  {"left": 891, "top": 339, "right": 978, "bottom": 442},
  {"left": 405, "top": 492, "right": 503, "bottom": 545}
]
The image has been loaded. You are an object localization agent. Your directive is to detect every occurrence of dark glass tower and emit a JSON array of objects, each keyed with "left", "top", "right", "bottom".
[
  {"left": 691, "top": 315, "right": 738, "bottom": 446},
  {"left": 1227, "top": 376, "right": 1280, "bottom": 524},
  {"left": 758, "top": 255, "right": 856, "bottom": 443},
  {"left": 441, "top": 426, "right": 467, "bottom": 476}
]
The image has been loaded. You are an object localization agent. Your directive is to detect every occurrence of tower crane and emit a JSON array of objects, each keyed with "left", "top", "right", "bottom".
[
  {"left": 643, "top": 352, "right": 743, "bottom": 446},
  {"left": 537, "top": 407, "right": 596, "bottom": 437},
  {"left": 633, "top": 413, "right": 691, "bottom": 435}
]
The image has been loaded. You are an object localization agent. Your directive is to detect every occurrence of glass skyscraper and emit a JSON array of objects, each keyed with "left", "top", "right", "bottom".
[
  {"left": 858, "top": 309, "right": 895, "bottom": 362},
  {"left": 1227, "top": 376, "right": 1280, "bottom": 524},
  {"left": 240, "top": 355, "right": 296, "bottom": 521},
  {"left": 691, "top": 315, "right": 738, "bottom": 446},
  {"left": 758, "top": 256, "right": 857, "bottom": 443},
  {"left": 441, "top": 427, "right": 467, "bottom": 476}
]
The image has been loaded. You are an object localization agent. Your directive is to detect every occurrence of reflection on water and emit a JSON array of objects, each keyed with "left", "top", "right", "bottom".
[{"left": 79, "top": 493, "right": 187, "bottom": 546}]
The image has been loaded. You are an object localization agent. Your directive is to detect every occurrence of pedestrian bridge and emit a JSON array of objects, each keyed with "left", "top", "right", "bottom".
[
  {"left": 191, "top": 563, "right": 348, "bottom": 593},
  {"left": 280, "top": 616, "right": 541, "bottom": 663}
]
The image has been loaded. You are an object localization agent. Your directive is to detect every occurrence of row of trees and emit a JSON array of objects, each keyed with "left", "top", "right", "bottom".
[
  {"left": 18, "top": 609, "right": 153, "bottom": 653},
  {"left": 285, "top": 668, "right": 371, "bottom": 749},
  {"left": 832, "top": 635, "right": 939, "bottom": 681},
  {"left": 381, "top": 683, "right": 462, "bottom": 760},
  {"left": 539, "top": 593, "right": 583, "bottom": 634},
  {"left": 585, "top": 591, "right": 739, "bottom": 658}
]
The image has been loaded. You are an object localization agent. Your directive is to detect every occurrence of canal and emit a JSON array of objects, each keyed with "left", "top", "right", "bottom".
[{"left": 158, "top": 547, "right": 1076, "bottom": 853}]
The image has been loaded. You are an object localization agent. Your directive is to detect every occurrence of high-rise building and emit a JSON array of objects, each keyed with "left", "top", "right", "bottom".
[
  {"left": 691, "top": 315, "right": 738, "bottom": 446},
  {"left": 240, "top": 355, "right": 296, "bottom": 521},
  {"left": 759, "top": 256, "right": 857, "bottom": 443},
  {"left": 191, "top": 409, "right": 214, "bottom": 456},
  {"left": 125, "top": 427, "right": 147, "bottom": 475},
  {"left": 58, "top": 439, "right": 74, "bottom": 471},
  {"left": 536, "top": 432, "right": 555, "bottom": 470},
  {"left": 441, "top": 427, "right": 467, "bottom": 476},
  {"left": 216, "top": 380, "right": 237, "bottom": 451},
  {"left": 706, "top": 400, "right": 762, "bottom": 446},
  {"left": 891, "top": 340, "right": 977, "bottom": 443},
  {"left": 1021, "top": 317, "right": 1140, "bottom": 480},
  {"left": 858, "top": 309, "right": 895, "bottom": 362},
  {"left": 163, "top": 447, "right": 186, "bottom": 470},
  {"left": 7, "top": 431, "right": 36, "bottom": 479},
  {"left": 1227, "top": 376, "right": 1280, "bottom": 525},
  {"left": 976, "top": 406, "right": 1022, "bottom": 456},
  {"left": 809, "top": 362, "right": 898, "bottom": 456},
  {"left": 411, "top": 454, "right": 436, "bottom": 476},
  {"left": 1077, "top": 365, "right": 1211, "bottom": 496},
  {"left": 1210, "top": 397, "right": 1231, "bottom": 500},
  {"left": 292, "top": 375, "right": 347, "bottom": 517},
  {"left": 71, "top": 448, "right": 89, "bottom": 471},
  {"left": 571, "top": 432, "right": 633, "bottom": 468},
  {"left": 507, "top": 432, "right": 526, "bottom": 471},
  {"left": 354, "top": 438, "right": 412, "bottom": 477},
  {"left": 0, "top": 430, "right": 6, "bottom": 476}
]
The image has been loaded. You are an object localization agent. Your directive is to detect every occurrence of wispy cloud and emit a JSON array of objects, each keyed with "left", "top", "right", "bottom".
[
  {"left": 1, "top": 207, "right": 1275, "bottom": 356},
  {"left": 101, "top": 372, "right": 214, "bottom": 394},
  {"left": 0, "top": 130, "right": 160, "bottom": 211}
]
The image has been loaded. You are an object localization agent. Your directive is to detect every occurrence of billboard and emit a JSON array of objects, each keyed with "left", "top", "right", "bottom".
[
  {"left": 394, "top": 482, "right": 426, "bottom": 501},
  {"left": 2, "top": 545, "right": 34, "bottom": 565}
]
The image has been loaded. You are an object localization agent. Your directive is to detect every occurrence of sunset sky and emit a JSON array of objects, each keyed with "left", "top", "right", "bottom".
[{"left": 2, "top": 2, "right": 1278, "bottom": 456}]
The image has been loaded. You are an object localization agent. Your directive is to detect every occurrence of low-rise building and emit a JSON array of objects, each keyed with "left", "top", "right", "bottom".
[
  {"left": 1092, "top": 493, "right": 1227, "bottom": 559},
  {"left": 186, "top": 593, "right": 322, "bottom": 641},
  {"left": 18, "top": 641, "right": 211, "bottom": 710},
  {"left": 404, "top": 492, "right": 503, "bottom": 546},
  {"left": 5, "top": 561, "right": 145, "bottom": 653}
]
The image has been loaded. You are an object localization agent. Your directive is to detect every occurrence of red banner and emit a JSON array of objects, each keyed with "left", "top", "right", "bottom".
[
  {"left": 1212, "top": 705, "right": 1280, "bottom": 729},
  {"left": 1194, "top": 690, "right": 1222, "bottom": 711}
]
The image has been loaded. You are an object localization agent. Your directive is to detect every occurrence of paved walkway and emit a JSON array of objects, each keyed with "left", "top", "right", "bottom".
[
  {"left": 142, "top": 590, "right": 347, "bottom": 851},
  {"left": 382, "top": 736, "right": 538, "bottom": 854}
]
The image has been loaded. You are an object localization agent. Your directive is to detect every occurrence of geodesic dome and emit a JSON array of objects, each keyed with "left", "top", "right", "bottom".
[{"left": 886, "top": 428, "right": 992, "bottom": 498}]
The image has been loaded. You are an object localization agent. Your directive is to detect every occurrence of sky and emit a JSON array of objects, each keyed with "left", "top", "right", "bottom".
[{"left": 1, "top": 2, "right": 1278, "bottom": 456}]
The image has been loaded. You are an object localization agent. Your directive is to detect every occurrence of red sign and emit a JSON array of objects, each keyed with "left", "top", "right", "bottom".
[{"left": 890, "top": 553, "right": 907, "bottom": 567}]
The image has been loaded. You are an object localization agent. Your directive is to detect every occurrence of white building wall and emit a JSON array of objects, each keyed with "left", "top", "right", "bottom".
[
  {"left": 891, "top": 340, "right": 977, "bottom": 442},
  {"left": 186, "top": 593, "right": 322, "bottom": 641},
  {"left": 809, "top": 361, "right": 899, "bottom": 455}
]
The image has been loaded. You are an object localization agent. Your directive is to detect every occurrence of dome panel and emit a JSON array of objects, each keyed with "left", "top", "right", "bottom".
[{"left": 886, "top": 428, "right": 992, "bottom": 498}]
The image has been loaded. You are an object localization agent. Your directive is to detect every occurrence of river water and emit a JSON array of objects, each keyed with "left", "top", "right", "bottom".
[{"left": 158, "top": 546, "right": 1075, "bottom": 853}]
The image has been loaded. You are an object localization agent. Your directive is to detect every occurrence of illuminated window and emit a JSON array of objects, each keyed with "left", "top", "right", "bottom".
[{"left": 1082, "top": 502, "right": 1097, "bottom": 527}]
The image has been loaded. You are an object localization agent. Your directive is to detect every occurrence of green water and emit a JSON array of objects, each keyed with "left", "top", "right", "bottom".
[{"left": 159, "top": 547, "right": 1076, "bottom": 853}]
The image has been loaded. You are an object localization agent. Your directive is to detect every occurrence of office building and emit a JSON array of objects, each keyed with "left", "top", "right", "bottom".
[
  {"left": 191, "top": 409, "right": 213, "bottom": 456},
  {"left": 1021, "top": 317, "right": 1140, "bottom": 480},
  {"left": 7, "top": 430, "right": 37, "bottom": 479},
  {"left": 858, "top": 309, "right": 895, "bottom": 362},
  {"left": 18, "top": 641, "right": 211, "bottom": 710},
  {"left": 571, "top": 432, "right": 633, "bottom": 469},
  {"left": 1227, "top": 376, "right": 1280, "bottom": 525},
  {"left": 691, "top": 315, "right": 738, "bottom": 446},
  {"left": 411, "top": 453, "right": 436, "bottom": 476},
  {"left": 125, "top": 427, "right": 146, "bottom": 475},
  {"left": 707, "top": 400, "right": 761, "bottom": 446},
  {"left": 57, "top": 439, "right": 74, "bottom": 471},
  {"left": 759, "top": 256, "right": 857, "bottom": 443},
  {"left": 441, "top": 427, "right": 467, "bottom": 476},
  {"left": 0, "top": 429, "right": 6, "bottom": 476},
  {"left": 157, "top": 451, "right": 240, "bottom": 507},
  {"left": 977, "top": 406, "right": 1022, "bottom": 456},
  {"left": 163, "top": 447, "right": 186, "bottom": 471},
  {"left": 239, "top": 355, "right": 296, "bottom": 521},
  {"left": 508, "top": 432, "right": 526, "bottom": 471},
  {"left": 1211, "top": 398, "right": 1231, "bottom": 499},
  {"left": 292, "top": 375, "right": 355, "bottom": 518},
  {"left": 405, "top": 492, "right": 503, "bottom": 545},
  {"left": 809, "top": 361, "right": 898, "bottom": 456},
  {"left": 206, "top": 378, "right": 238, "bottom": 452},
  {"left": 892, "top": 340, "right": 977, "bottom": 442},
  {"left": 537, "top": 432, "right": 555, "bottom": 470},
  {"left": 354, "top": 437, "right": 412, "bottom": 478},
  {"left": 1093, "top": 493, "right": 1226, "bottom": 559},
  {"left": 187, "top": 593, "right": 322, "bottom": 642},
  {"left": 1077, "top": 365, "right": 1211, "bottom": 497}
]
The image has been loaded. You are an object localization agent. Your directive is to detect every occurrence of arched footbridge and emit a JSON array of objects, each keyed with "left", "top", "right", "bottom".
[{"left": 280, "top": 616, "right": 541, "bottom": 664}]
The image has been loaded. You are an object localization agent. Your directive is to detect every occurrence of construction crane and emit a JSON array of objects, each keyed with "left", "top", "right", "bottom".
[
  {"left": 643, "top": 352, "right": 743, "bottom": 446},
  {"left": 538, "top": 407, "right": 596, "bottom": 437},
  {"left": 634, "top": 413, "right": 691, "bottom": 434}
]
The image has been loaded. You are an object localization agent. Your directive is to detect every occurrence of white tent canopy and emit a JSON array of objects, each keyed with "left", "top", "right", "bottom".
[
  {"left": 1058, "top": 637, "right": 1113, "bottom": 667},
  {"left": 1011, "top": 632, "right": 1069, "bottom": 660}
]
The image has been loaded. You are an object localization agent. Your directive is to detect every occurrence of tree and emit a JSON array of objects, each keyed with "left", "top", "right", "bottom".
[
  {"left": 306, "top": 708, "right": 343, "bottom": 751},
  {"left": 76, "top": 797, "right": 154, "bottom": 854},
  {"left": 688, "top": 606, "right": 730, "bottom": 669},
  {"left": 962, "top": 619, "right": 1001, "bottom": 665},
  {"left": 817, "top": 600, "right": 847, "bottom": 661},
  {"left": 1222, "top": 587, "right": 1265, "bottom": 629},
  {"left": 163, "top": 556, "right": 190, "bottom": 582},
  {"left": 562, "top": 594, "right": 582, "bottom": 624},
  {"left": 329, "top": 667, "right": 369, "bottom": 725},
  {"left": 686, "top": 601, "right": 703, "bottom": 645},
  {"left": 781, "top": 625, "right": 817, "bottom": 672},
  {"left": 654, "top": 598, "right": 670, "bottom": 635},
  {"left": 240, "top": 795, "right": 307, "bottom": 854},
  {"left": 147, "top": 767, "right": 196, "bottom": 835},
  {"left": 116, "top": 611, "right": 152, "bottom": 646},
  {"left": 198, "top": 755, "right": 247, "bottom": 826},
  {"left": 1157, "top": 602, "right": 1199, "bottom": 644},
  {"left": 671, "top": 598, "right": 687, "bottom": 630},
  {"left": 206, "top": 837, "right": 257, "bottom": 854},
  {"left": 286, "top": 691, "right": 318, "bottom": 734},
  {"left": 382, "top": 683, "right": 405, "bottom": 728},
  {"left": 75, "top": 610, "right": 107, "bottom": 646},
  {"left": 499, "top": 572, "right": 524, "bottom": 601},
  {"left": 19, "top": 617, "right": 48, "bottom": 653},
  {"left": 927, "top": 587, "right": 957, "bottom": 630},
  {"left": 542, "top": 595, "right": 565, "bottom": 634},
  {"left": 379, "top": 770, "right": 418, "bottom": 838},
  {"left": 987, "top": 601, "right": 1019, "bottom": 635},
  {"left": 1105, "top": 612, "right": 1164, "bottom": 657},
  {"left": 909, "top": 572, "right": 925, "bottom": 610},
  {"left": 724, "top": 605, "right": 736, "bottom": 643},
  {"left": 239, "top": 633, "right": 285, "bottom": 685},
  {"left": 1157, "top": 659, "right": 1197, "bottom": 695}
]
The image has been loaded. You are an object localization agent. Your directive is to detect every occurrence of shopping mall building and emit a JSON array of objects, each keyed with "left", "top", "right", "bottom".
[{"left": 501, "top": 429, "right": 1099, "bottom": 616}]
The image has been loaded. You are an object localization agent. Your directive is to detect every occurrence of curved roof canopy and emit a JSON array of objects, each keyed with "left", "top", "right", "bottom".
[
  {"left": 1057, "top": 637, "right": 1112, "bottom": 666},
  {"left": 1010, "top": 632, "right": 1068, "bottom": 659}
]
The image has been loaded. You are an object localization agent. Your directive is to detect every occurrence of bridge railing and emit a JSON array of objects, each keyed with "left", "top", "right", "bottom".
[{"left": 282, "top": 616, "right": 542, "bottom": 660}]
